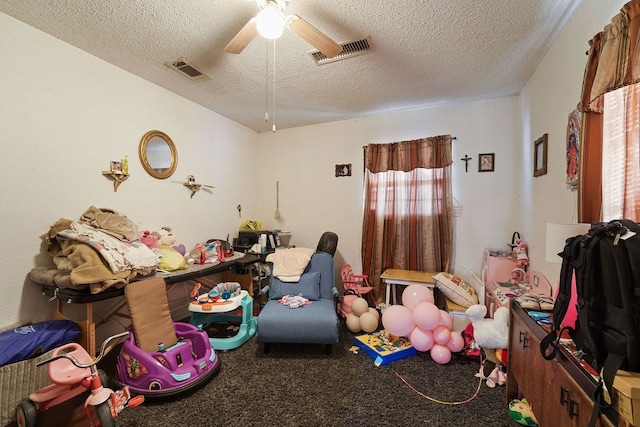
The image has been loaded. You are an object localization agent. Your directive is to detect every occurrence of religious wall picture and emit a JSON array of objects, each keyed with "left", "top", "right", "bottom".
[
  {"left": 335, "top": 163, "right": 352, "bottom": 177},
  {"left": 478, "top": 153, "right": 495, "bottom": 172},
  {"left": 566, "top": 110, "right": 581, "bottom": 189},
  {"left": 533, "top": 134, "right": 548, "bottom": 177}
]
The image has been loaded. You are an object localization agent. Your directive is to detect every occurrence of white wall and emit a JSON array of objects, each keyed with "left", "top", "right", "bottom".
[
  {"left": 0, "top": 13, "right": 259, "bottom": 326},
  {"left": 519, "top": 0, "right": 626, "bottom": 287},
  {"left": 256, "top": 97, "right": 521, "bottom": 280}
]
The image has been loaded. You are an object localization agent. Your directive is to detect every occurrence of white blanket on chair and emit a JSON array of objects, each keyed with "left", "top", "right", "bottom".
[{"left": 266, "top": 247, "right": 315, "bottom": 282}]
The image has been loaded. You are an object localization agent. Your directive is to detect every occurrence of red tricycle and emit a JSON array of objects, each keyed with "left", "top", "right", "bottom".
[{"left": 15, "top": 331, "right": 143, "bottom": 427}]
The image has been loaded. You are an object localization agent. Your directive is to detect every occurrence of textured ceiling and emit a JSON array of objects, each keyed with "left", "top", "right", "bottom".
[{"left": 0, "top": 0, "right": 583, "bottom": 132}]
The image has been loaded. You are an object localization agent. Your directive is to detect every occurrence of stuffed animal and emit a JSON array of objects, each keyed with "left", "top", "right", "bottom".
[
  {"left": 465, "top": 304, "right": 509, "bottom": 387},
  {"left": 152, "top": 226, "right": 176, "bottom": 246},
  {"left": 465, "top": 304, "right": 509, "bottom": 350},
  {"left": 151, "top": 226, "right": 188, "bottom": 256},
  {"left": 511, "top": 238, "right": 529, "bottom": 284},
  {"left": 509, "top": 398, "right": 539, "bottom": 426},
  {"left": 139, "top": 230, "right": 158, "bottom": 249}
]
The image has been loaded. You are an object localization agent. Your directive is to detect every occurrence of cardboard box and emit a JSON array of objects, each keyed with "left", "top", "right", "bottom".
[
  {"left": 444, "top": 298, "right": 470, "bottom": 332},
  {"left": 609, "top": 369, "right": 640, "bottom": 426}
]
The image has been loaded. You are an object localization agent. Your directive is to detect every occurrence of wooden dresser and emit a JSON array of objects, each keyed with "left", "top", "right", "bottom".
[{"left": 507, "top": 301, "right": 631, "bottom": 427}]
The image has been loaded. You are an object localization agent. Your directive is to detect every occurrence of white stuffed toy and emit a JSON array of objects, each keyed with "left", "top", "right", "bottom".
[
  {"left": 465, "top": 304, "right": 509, "bottom": 387},
  {"left": 152, "top": 226, "right": 176, "bottom": 246},
  {"left": 465, "top": 304, "right": 509, "bottom": 350}
]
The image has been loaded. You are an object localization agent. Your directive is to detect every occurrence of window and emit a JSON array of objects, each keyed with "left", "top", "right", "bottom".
[
  {"left": 365, "top": 168, "right": 442, "bottom": 218},
  {"left": 600, "top": 83, "right": 640, "bottom": 221},
  {"left": 361, "top": 137, "right": 453, "bottom": 301}
]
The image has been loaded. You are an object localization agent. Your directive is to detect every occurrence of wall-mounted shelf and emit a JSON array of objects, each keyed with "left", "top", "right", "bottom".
[
  {"left": 102, "top": 171, "right": 129, "bottom": 192},
  {"left": 183, "top": 182, "right": 202, "bottom": 198}
]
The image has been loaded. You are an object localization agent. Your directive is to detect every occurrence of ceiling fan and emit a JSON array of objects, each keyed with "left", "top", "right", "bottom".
[{"left": 224, "top": 0, "right": 342, "bottom": 58}]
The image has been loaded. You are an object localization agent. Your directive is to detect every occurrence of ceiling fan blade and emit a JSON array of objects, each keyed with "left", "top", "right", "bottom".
[
  {"left": 224, "top": 18, "right": 258, "bottom": 54},
  {"left": 287, "top": 15, "right": 342, "bottom": 58}
]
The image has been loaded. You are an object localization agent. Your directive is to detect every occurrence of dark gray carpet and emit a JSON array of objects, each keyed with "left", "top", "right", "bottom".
[{"left": 113, "top": 323, "right": 518, "bottom": 426}]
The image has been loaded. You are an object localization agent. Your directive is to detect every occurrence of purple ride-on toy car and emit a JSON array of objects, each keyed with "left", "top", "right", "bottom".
[
  {"left": 114, "top": 278, "right": 220, "bottom": 399},
  {"left": 115, "top": 322, "right": 220, "bottom": 399}
]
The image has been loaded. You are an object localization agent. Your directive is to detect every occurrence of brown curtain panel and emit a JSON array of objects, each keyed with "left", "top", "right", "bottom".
[
  {"left": 361, "top": 135, "right": 453, "bottom": 303},
  {"left": 578, "top": 110, "right": 603, "bottom": 223}
]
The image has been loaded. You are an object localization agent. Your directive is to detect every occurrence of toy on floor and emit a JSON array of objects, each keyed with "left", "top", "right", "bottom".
[
  {"left": 381, "top": 285, "right": 464, "bottom": 364},
  {"left": 115, "top": 278, "right": 221, "bottom": 398},
  {"left": 465, "top": 304, "right": 508, "bottom": 351},
  {"left": 16, "top": 331, "right": 142, "bottom": 427},
  {"left": 344, "top": 296, "right": 380, "bottom": 334},
  {"left": 474, "top": 348, "right": 508, "bottom": 387},
  {"left": 465, "top": 304, "right": 509, "bottom": 387},
  {"left": 188, "top": 281, "right": 257, "bottom": 351},
  {"left": 509, "top": 398, "right": 539, "bottom": 426}
]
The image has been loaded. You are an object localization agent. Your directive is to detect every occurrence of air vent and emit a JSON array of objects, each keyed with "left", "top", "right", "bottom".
[
  {"left": 166, "top": 58, "right": 211, "bottom": 82},
  {"left": 309, "top": 36, "right": 373, "bottom": 65}
]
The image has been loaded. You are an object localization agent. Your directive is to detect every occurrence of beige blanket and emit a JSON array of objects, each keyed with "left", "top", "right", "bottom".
[
  {"left": 33, "top": 217, "right": 155, "bottom": 294},
  {"left": 266, "top": 247, "right": 315, "bottom": 282},
  {"left": 80, "top": 205, "right": 140, "bottom": 242}
]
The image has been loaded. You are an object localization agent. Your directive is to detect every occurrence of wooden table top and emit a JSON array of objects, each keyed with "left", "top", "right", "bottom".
[{"left": 380, "top": 269, "right": 435, "bottom": 283}]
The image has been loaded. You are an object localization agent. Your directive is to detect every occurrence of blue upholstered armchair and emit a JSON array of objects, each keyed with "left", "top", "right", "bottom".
[{"left": 256, "top": 252, "right": 339, "bottom": 354}]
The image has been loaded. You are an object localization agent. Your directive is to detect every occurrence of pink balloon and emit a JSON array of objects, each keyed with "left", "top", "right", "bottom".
[
  {"left": 412, "top": 301, "right": 441, "bottom": 332},
  {"left": 439, "top": 310, "right": 453, "bottom": 330},
  {"left": 382, "top": 305, "right": 416, "bottom": 337},
  {"left": 432, "top": 325, "right": 452, "bottom": 345},
  {"left": 430, "top": 344, "right": 452, "bottom": 364},
  {"left": 401, "top": 285, "right": 434, "bottom": 310},
  {"left": 409, "top": 327, "right": 434, "bottom": 352},
  {"left": 447, "top": 331, "right": 465, "bottom": 352}
]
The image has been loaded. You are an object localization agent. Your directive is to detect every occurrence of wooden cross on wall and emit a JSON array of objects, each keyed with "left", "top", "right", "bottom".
[{"left": 461, "top": 154, "right": 472, "bottom": 172}]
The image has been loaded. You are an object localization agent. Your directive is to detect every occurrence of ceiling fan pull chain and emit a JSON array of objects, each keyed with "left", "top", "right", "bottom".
[
  {"left": 272, "top": 38, "right": 277, "bottom": 132},
  {"left": 264, "top": 39, "right": 269, "bottom": 122}
]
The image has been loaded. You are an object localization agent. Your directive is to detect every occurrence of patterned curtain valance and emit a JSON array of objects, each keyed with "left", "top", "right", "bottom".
[
  {"left": 364, "top": 135, "right": 452, "bottom": 173},
  {"left": 579, "top": 0, "right": 640, "bottom": 111}
]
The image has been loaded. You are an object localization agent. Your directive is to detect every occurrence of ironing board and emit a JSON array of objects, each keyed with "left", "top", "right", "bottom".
[{"left": 188, "top": 290, "right": 257, "bottom": 350}]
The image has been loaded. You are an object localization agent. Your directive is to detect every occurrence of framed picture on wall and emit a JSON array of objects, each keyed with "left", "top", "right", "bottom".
[
  {"left": 478, "top": 153, "right": 495, "bottom": 172},
  {"left": 566, "top": 110, "right": 581, "bottom": 188},
  {"left": 534, "top": 134, "right": 548, "bottom": 177},
  {"left": 110, "top": 161, "right": 123, "bottom": 174},
  {"left": 335, "top": 164, "right": 352, "bottom": 177}
]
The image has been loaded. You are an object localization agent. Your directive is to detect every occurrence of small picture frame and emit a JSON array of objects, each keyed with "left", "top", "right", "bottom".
[
  {"left": 110, "top": 161, "right": 123, "bottom": 174},
  {"left": 478, "top": 153, "right": 495, "bottom": 172},
  {"left": 335, "top": 164, "right": 352, "bottom": 177},
  {"left": 188, "top": 174, "right": 196, "bottom": 183},
  {"left": 534, "top": 134, "right": 548, "bottom": 177}
]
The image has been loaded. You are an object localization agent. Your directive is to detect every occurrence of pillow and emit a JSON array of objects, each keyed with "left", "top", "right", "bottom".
[
  {"left": 157, "top": 245, "right": 188, "bottom": 271},
  {"left": 269, "top": 271, "right": 321, "bottom": 300},
  {"left": 434, "top": 272, "right": 478, "bottom": 308}
]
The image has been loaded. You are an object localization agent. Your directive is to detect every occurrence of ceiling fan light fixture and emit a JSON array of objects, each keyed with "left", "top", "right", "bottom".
[{"left": 256, "top": 5, "right": 285, "bottom": 39}]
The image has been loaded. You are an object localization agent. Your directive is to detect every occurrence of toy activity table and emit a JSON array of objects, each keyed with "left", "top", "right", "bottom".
[
  {"left": 381, "top": 269, "right": 436, "bottom": 306},
  {"left": 188, "top": 290, "right": 257, "bottom": 350}
]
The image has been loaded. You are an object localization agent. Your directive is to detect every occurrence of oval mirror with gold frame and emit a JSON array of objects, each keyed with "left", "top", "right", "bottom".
[{"left": 139, "top": 130, "right": 177, "bottom": 179}]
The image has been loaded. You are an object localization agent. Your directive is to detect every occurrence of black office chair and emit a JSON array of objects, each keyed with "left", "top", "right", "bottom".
[{"left": 316, "top": 231, "right": 338, "bottom": 257}]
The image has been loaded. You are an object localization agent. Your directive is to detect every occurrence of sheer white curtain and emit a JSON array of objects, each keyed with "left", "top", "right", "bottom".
[{"left": 601, "top": 83, "right": 640, "bottom": 221}]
